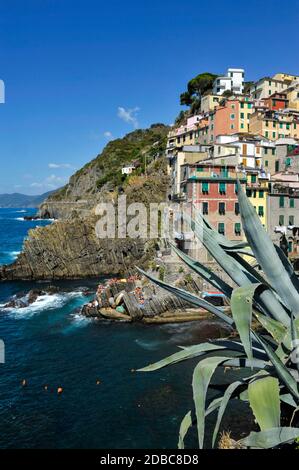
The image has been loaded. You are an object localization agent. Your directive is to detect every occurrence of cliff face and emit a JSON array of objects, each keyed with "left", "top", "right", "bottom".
[
  {"left": 39, "top": 124, "right": 169, "bottom": 220},
  {"left": 0, "top": 125, "right": 170, "bottom": 281}
]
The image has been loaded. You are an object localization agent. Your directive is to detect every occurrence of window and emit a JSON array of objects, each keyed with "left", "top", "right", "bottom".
[
  {"left": 265, "top": 160, "right": 268, "bottom": 167},
  {"left": 279, "top": 196, "right": 284, "bottom": 208},
  {"left": 202, "top": 202, "right": 208, "bottom": 215},
  {"left": 219, "top": 202, "right": 225, "bottom": 215},
  {"left": 240, "top": 112, "right": 245, "bottom": 119},
  {"left": 269, "top": 81, "right": 272, "bottom": 86},
  {"left": 230, "top": 114, "right": 235, "bottom": 119},
  {"left": 235, "top": 183, "right": 238, "bottom": 194},
  {"left": 279, "top": 215, "right": 284, "bottom": 226},
  {"left": 275, "top": 161, "right": 280, "bottom": 172},
  {"left": 235, "top": 202, "right": 240, "bottom": 215},
  {"left": 288, "top": 241, "right": 293, "bottom": 253},
  {"left": 251, "top": 175, "right": 257, "bottom": 183},
  {"left": 264, "top": 148, "right": 268, "bottom": 155},
  {"left": 246, "top": 189, "right": 252, "bottom": 197},
  {"left": 197, "top": 166, "right": 204, "bottom": 172},
  {"left": 235, "top": 223, "right": 241, "bottom": 235},
  {"left": 265, "top": 120, "right": 269, "bottom": 127},
  {"left": 286, "top": 124, "right": 290, "bottom": 130},
  {"left": 259, "top": 190, "right": 263, "bottom": 198},
  {"left": 289, "top": 215, "right": 294, "bottom": 225},
  {"left": 273, "top": 121, "right": 276, "bottom": 128},
  {"left": 230, "top": 124, "right": 235, "bottom": 130},
  {"left": 272, "top": 132, "right": 276, "bottom": 138},
  {"left": 241, "top": 123, "right": 244, "bottom": 129},
  {"left": 280, "top": 123, "right": 283, "bottom": 129},
  {"left": 241, "top": 102, "right": 244, "bottom": 109},
  {"left": 218, "top": 223, "right": 225, "bottom": 235},
  {"left": 265, "top": 131, "right": 269, "bottom": 138},
  {"left": 272, "top": 148, "right": 275, "bottom": 155},
  {"left": 202, "top": 182, "right": 209, "bottom": 194},
  {"left": 258, "top": 206, "right": 264, "bottom": 217},
  {"left": 286, "top": 157, "right": 292, "bottom": 166},
  {"left": 248, "top": 103, "right": 252, "bottom": 109},
  {"left": 290, "top": 198, "right": 295, "bottom": 208},
  {"left": 219, "top": 182, "right": 226, "bottom": 194}
]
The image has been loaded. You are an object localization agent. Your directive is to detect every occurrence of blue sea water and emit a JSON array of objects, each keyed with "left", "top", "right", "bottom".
[{"left": 0, "top": 208, "right": 248, "bottom": 449}]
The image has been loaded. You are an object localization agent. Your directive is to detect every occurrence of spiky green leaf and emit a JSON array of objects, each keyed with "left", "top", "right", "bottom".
[
  {"left": 239, "top": 427, "right": 299, "bottom": 449},
  {"left": 178, "top": 411, "right": 192, "bottom": 449},
  {"left": 248, "top": 376, "right": 280, "bottom": 430}
]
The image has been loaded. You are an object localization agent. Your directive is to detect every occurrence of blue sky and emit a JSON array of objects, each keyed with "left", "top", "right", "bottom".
[{"left": 0, "top": 0, "right": 298, "bottom": 195}]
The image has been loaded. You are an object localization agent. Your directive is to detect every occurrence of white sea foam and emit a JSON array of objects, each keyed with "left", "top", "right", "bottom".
[
  {"left": 1, "top": 291, "right": 85, "bottom": 319},
  {"left": 135, "top": 339, "right": 163, "bottom": 351}
]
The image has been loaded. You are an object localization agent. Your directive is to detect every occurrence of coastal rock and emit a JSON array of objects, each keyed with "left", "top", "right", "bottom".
[{"left": 0, "top": 215, "right": 153, "bottom": 280}]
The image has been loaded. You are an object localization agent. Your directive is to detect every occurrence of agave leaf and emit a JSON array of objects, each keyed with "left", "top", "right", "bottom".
[
  {"left": 188, "top": 214, "right": 290, "bottom": 326},
  {"left": 237, "top": 180, "right": 299, "bottom": 316},
  {"left": 136, "top": 267, "right": 234, "bottom": 325},
  {"left": 205, "top": 396, "right": 223, "bottom": 416},
  {"left": 209, "top": 339, "right": 268, "bottom": 360},
  {"left": 192, "top": 205, "right": 248, "bottom": 249},
  {"left": 222, "top": 358, "right": 268, "bottom": 369},
  {"left": 239, "top": 427, "right": 299, "bottom": 449},
  {"left": 170, "top": 242, "right": 233, "bottom": 298},
  {"left": 137, "top": 343, "right": 227, "bottom": 372},
  {"left": 254, "top": 311, "right": 287, "bottom": 344},
  {"left": 178, "top": 410, "right": 192, "bottom": 449},
  {"left": 231, "top": 284, "right": 261, "bottom": 361},
  {"left": 248, "top": 376, "right": 280, "bottom": 430},
  {"left": 212, "top": 381, "right": 243, "bottom": 447},
  {"left": 274, "top": 244, "right": 299, "bottom": 293},
  {"left": 291, "top": 313, "right": 299, "bottom": 374},
  {"left": 229, "top": 252, "right": 269, "bottom": 287},
  {"left": 193, "top": 356, "right": 230, "bottom": 449},
  {"left": 280, "top": 393, "right": 298, "bottom": 408},
  {"left": 254, "top": 333, "right": 299, "bottom": 400}
]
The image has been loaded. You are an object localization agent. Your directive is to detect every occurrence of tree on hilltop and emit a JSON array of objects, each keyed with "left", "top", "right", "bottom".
[{"left": 180, "top": 72, "right": 218, "bottom": 112}]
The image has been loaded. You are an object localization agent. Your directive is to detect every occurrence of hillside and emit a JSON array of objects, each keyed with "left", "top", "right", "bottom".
[
  {"left": 0, "top": 124, "right": 170, "bottom": 280},
  {"left": 39, "top": 124, "right": 169, "bottom": 219},
  {"left": 0, "top": 191, "right": 54, "bottom": 208}
]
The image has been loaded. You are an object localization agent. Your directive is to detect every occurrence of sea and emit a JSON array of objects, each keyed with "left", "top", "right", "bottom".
[{"left": 0, "top": 208, "right": 249, "bottom": 449}]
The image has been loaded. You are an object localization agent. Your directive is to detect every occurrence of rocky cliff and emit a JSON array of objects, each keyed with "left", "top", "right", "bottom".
[{"left": 0, "top": 125, "right": 170, "bottom": 281}]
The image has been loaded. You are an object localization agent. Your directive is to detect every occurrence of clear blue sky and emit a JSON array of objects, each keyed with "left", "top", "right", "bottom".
[{"left": 0, "top": 0, "right": 298, "bottom": 194}]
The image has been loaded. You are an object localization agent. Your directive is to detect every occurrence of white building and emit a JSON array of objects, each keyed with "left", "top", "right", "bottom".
[
  {"left": 121, "top": 165, "right": 135, "bottom": 175},
  {"left": 213, "top": 68, "right": 245, "bottom": 96}
]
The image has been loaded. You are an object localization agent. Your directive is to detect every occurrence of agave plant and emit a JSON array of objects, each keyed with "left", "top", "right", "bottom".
[{"left": 137, "top": 181, "right": 299, "bottom": 449}]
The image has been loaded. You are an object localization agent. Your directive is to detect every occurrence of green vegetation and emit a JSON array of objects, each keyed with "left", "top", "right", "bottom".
[
  {"left": 138, "top": 182, "right": 299, "bottom": 449},
  {"left": 180, "top": 72, "right": 218, "bottom": 114},
  {"left": 47, "top": 124, "right": 170, "bottom": 201}
]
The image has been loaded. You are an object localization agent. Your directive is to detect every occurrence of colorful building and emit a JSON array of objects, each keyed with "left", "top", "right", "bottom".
[
  {"left": 212, "top": 98, "right": 254, "bottom": 139},
  {"left": 180, "top": 162, "right": 247, "bottom": 244}
]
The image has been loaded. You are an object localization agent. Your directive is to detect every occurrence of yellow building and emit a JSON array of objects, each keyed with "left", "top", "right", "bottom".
[
  {"left": 284, "top": 82, "right": 299, "bottom": 111},
  {"left": 245, "top": 172, "right": 269, "bottom": 227},
  {"left": 272, "top": 73, "right": 299, "bottom": 83},
  {"left": 200, "top": 94, "right": 222, "bottom": 113},
  {"left": 250, "top": 77, "right": 286, "bottom": 100},
  {"left": 249, "top": 110, "right": 298, "bottom": 141}
]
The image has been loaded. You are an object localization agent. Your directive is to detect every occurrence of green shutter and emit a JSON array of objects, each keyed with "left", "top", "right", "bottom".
[
  {"left": 290, "top": 198, "right": 295, "bottom": 208},
  {"left": 289, "top": 215, "right": 294, "bottom": 225},
  {"left": 251, "top": 175, "right": 257, "bottom": 183},
  {"left": 202, "top": 182, "right": 209, "bottom": 193},
  {"left": 258, "top": 206, "right": 264, "bottom": 216},
  {"left": 218, "top": 223, "right": 225, "bottom": 234},
  {"left": 219, "top": 182, "right": 226, "bottom": 193},
  {"left": 279, "top": 196, "right": 284, "bottom": 208},
  {"left": 279, "top": 215, "right": 284, "bottom": 225},
  {"left": 259, "top": 190, "right": 263, "bottom": 198},
  {"left": 235, "top": 222, "right": 241, "bottom": 234}
]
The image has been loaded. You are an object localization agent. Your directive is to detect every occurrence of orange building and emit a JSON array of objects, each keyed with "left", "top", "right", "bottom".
[
  {"left": 263, "top": 92, "right": 288, "bottom": 111},
  {"left": 212, "top": 98, "right": 253, "bottom": 140}
]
